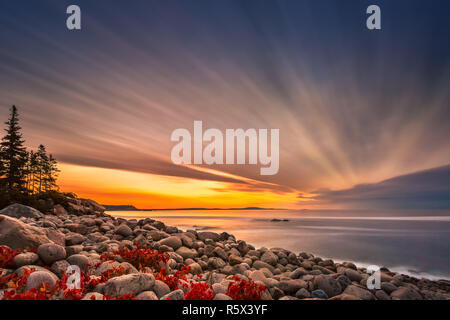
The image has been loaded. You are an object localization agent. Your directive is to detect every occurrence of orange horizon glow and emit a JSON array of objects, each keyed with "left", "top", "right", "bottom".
[{"left": 57, "top": 162, "right": 303, "bottom": 209}]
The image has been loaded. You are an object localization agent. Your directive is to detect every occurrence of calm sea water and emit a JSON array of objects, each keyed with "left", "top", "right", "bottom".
[{"left": 109, "top": 209, "right": 450, "bottom": 280}]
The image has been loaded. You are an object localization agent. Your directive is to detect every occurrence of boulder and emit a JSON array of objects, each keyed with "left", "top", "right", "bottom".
[
  {"left": 115, "top": 224, "right": 132, "bottom": 237},
  {"left": 53, "top": 204, "right": 68, "bottom": 216},
  {"left": 65, "top": 233, "right": 85, "bottom": 246},
  {"left": 136, "top": 291, "right": 158, "bottom": 300},
  {"left": 25, "top": 270, "right": 59, "bottom": 291},
  {"left": 13, "top": 252, "right": 39, "bottom": 267},
  {"left": 213, "top": 293, "right": 232, "bottom": 300},
  {"left": 158, "top": 236, "right": 182, "bottom": 250},
  {"left": 82, "top": 292, "right": 104, "bottom": 300},
  {"left": 37, "top": 243, "right": 66, "bottom": 265},
  {"left": 343, "top": 285, "right": 375, "bottom": 300},
  {"left": 160, "top": 289, "right": 184, "bottom": 300},
  {"left": 50, "top": 260, "right": 71, "bottom": 278},
  {"left": 313, "top": 275, "right": 342, "bottom": 297},
  {"left": 261, "top": 251, "right": 278, "bottom": 266},
  {"left": 0, "top": 215, "right": 51, "bottom": 249},
  {"left": 197, "top": 232, "right": 220, "bottom": 242},
  {"left": 103, "top": 273, "right": 155, "bottom": 298},
  {"left": 277, "top": 279, "right": 308, "bottom": 295},
  {"left": 175, "top": 246, "right": 197, "bottom": 260},
  {"left": 0, "top": 204, "right": 43, "bottom": 219},
  {"left": 153, "top": 280, "right": 171, "bottom": 298},
  {"left": 391, "top": 287, "right": 423, "bottom": 300}
]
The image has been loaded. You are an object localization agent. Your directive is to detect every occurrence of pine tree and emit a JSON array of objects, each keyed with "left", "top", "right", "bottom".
[
  {"left": 0, "top": 106, "right": 28, "bottom": 194},
  {"left": 35, "top": 144, "right": 49, "bottom": 193},
  {"left": 46, "top": 154, "right": 60, "bottom": 191}
]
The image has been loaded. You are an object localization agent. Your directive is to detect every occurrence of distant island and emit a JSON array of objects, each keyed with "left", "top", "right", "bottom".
[{"left": 102, "top": 205, "right": 285, "bottom": 211}]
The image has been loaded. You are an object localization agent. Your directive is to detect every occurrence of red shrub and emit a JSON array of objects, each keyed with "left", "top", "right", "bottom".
[
  {"left": 184, "top": 282, "right": 215, "bottom": 300},
  {"left": 226, "top": 276, "right": 267, "bottom": 300},
  {"left": 101, "top": 245, "right": 169, "bottom": 272},
  {"left": 155, "top": 266, "right": 191, "bottom": 290},
  {"left": 0, "top": 246, "right": 20, "bottom": 269}
]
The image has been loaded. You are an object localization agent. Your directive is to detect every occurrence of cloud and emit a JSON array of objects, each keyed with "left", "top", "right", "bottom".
[{"left": 312, "top": 165, "right": 450, "bottom": 209}]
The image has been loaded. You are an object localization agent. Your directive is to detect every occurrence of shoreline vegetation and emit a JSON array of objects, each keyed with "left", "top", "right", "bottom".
[{"left": 0, "top": 106, "right": 449, "bottom": 300}]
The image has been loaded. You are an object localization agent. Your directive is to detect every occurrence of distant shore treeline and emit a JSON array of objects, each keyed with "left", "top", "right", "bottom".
[{"left": 0, "top": 105, "right": 66, "bottom": 209}]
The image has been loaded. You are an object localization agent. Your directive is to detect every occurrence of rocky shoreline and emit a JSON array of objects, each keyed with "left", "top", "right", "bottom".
[{"left": 0, "top": 199, "right": 449, "bottom": 300}]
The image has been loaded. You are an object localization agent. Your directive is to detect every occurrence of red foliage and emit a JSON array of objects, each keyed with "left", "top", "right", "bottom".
[
  {"left": 0, "top": 246, "right": 20, "bottom": 269},
  {"left": 3, "top": 287, "right": 49, "bottom": 300},
  {"left": 226, "top": 276, "right": 267, "bottom": 300},
  {"left": 154, "top": 266, "right": 191, "bottom": 290},
  {"left": 100, "top": 245, "right": 169, "bottom": 272},
  {"left": 184, "top": 282, "right": 215, "bottom": 300}
]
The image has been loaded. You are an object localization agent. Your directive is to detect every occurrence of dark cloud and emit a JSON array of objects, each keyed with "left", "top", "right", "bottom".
[{"left": 314, "top": 165, "right": 450, "bottom": 209}]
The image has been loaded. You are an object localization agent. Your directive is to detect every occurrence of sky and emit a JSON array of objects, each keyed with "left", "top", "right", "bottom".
[{"left": 0, "top": 0, "right": 449, "bottom": 209}]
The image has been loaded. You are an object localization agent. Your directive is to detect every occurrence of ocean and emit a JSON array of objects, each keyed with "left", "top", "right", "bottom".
[{"left": 108, "top": 209, "right": 450, "bottom": 280}]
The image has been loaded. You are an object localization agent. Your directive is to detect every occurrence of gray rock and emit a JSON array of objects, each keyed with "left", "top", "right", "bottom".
[
  {"left": 0, "top": 203, "right": 43, "bottom": 219},
  {"left": 277, "top": 279, "right": 308, "bottom": 295},
  {"left": 290, "top": 267, "right": 307, "bottom": 279},
  {"left": 261, "top": 251, "right": 278, "bottom": 266},
  {"left": 188, "top": 262, "right": 202, "bottom": 275},
  {"left": 228, "top": 254, "right": 243, "bottom": 266},
  {"left": 13, "top": 252, "right": 39, "bottom": 267},
  {"left": 391, "top": 287, "right": 423, "bottom": 300},
  {"left": 153, "top": 280, "right": 171, "bottom": 298},
  {"left": 343, "top": 285, "right": 375, "bottom": 300},
  {"left": 311, "top": 289, "right": 328, "bottom": 299},
  {"left": 313, "top": 275, "right": 342, "bottom": 297},
  {"left": 66, "top": 254, "right": 90, "bottom": 270},
  {"left": 381, "top": 282, "right": 398, "bottom": 294},
  {"left": 158, "top": 236, "right": 182, "bottom": 250},
  {"left": 296, "top": 288, "right": 311, "bottom": 299},
  {"left": 0, "top": 215, "right": 51, "bottom": 249},
  {"left": 37, "top": 243, "right": 66, "bottom": 265},
  {"left": 103, "top": 273, "right": 155, "bottom": 298},
  {"left": 345, "top": 268, "right": 363, "bottom": 282},
  {"left": 208, "top": 257, "right": 226, "bottom": 269},
  {"left": 252, "top": 261, "right": 275, "bottom": 272},
  {"left": 65, "top": 233, "right": 85, "bottom": 246},
  {"left": 53, "top": 204, "right": 68, "bottom": 216},
  {"left": 50, "top": 260, "right": 71, "bottom": 278},
  {"left": 213, "top": 293, "right": 232, "bottom": 300},
  {"left": 175, "top": 246, "right": 197, "bottom": 259},
  {"left": 337, "top": 275, "right": 352, "bottom": 289},
  {"left": 375, "top": 290, "right": 391, "bottom": 300},
  {"left": 25, "top": 270, "right": 58, "bottom": 291},
  {"left": 136, "top": 291, "right": 158, "bottom": 300},
  {"left": 82, "top": 292, "right": 104, "bottom": 300},
  {"left": 161, "top": 289, "right": 184, "bottom": 300},
  {"left": 197, "top": 232, "right": 220, "bottom": 242},
  {"left": 115, "top": 224, "right": 132, "bottom": 237}
]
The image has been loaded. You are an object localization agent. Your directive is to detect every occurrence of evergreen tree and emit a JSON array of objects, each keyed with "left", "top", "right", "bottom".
[
  {"left": 35, "top": 144, "right": 49, "bottom": 193},
  {"left": 0, "top": 106, "right": 28, "bottom": 194}
]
